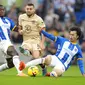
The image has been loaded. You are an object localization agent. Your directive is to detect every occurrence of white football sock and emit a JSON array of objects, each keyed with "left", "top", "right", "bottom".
[
  {"left": 13, "top": 55, "right": 22, "bottom": 74},
  {"left": 0, "top": 63, "right": 9, "bottom": 71},
  {"left": 26, "top": 58, "right": 45, "bottom": 68},
  {"left": 50, "top": 71, "right": 58, "bottom": 77}
]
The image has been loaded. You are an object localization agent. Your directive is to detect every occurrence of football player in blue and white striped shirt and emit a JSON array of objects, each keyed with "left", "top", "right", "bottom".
[
  {"left": 19, "top": 26, "right": 85, "bottom": 77},
  {"left": 0, "top": 5, "right": 27, "bottom": 76}
]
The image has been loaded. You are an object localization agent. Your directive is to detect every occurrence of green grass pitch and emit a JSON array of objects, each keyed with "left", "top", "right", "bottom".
[{"left": 0, "top": 66, "right": 85, "bottom": 85}]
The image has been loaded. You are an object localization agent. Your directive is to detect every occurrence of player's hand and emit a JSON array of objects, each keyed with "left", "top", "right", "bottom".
[
  {"left": 40, "top": 27, "right": 45, "bottom": 33},
  {"left": 18, "top": 30, "right": 23, "bottom": 35},
  {"left": 82, "top": 74, "right": 85, "bottom": 77},
  {"left": 40, "top": 42, "right": 45, "bottom": 50}
]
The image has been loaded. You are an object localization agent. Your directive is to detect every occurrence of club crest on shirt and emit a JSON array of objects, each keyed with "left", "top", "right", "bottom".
[
  {"left": 74, "top": 46, "right": 78, "bottom": 52},
  {"left": 32, "top": 20, "right": 36, "bottom": 24},
  {"left": 24, "top": 25, "right": 31, "bottom": 33},
  {"left": 74, "top": 48, "right": 77, "bottom": 52}
]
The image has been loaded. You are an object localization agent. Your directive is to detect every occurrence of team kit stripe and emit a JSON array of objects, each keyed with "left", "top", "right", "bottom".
[
  {"left": 0, "top": 17, "right": 12, "bottom": 41},
  {"left": 57, "top": 41, "right": 78, "bottom": 69}
]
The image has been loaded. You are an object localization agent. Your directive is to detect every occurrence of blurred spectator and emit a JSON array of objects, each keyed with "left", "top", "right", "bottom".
[
  {"left": 80, "top": 20, "right": 85, "bottom": 40},
  {"left": 53, "top": 0, "right": 66, "bottom": 21},
  {"left": 74, "top": 0, "right": 84, "bottom": 12},
  {"left": 36, "top": 0, "right": 53, "bottom": 19},
  {"left": 6, "top": 3, "right": 23, "bottom": 44},
  {"left": 36, "top": 0, "right": 44, "bottom": 18},
  {"left": 78, "top": 20, "right": 85, "bottom": 44},
  {"left": 44, "top": 9, "right": 59, "bottom": 30},
  {"left": 74, "top": 0, "right": 85, "bottom": 24},
  {"left": 7, "top": 3, "right": 20, "bottom": 24}
]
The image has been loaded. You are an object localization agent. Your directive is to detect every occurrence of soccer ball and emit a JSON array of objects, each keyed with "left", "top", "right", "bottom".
[{"left": 28, "top": 66, "right": 39, "bottom": 77}]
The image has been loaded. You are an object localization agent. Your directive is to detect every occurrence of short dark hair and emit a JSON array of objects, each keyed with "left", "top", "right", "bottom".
[
  {"left": 27, "top": 3, "right": 34, "bottom": 7},
  {"left": 69, "top": 26, "right": 83, "bottom": 39},
  {"left": 0, "top": 4, "right": 4, "bottom": 8}
]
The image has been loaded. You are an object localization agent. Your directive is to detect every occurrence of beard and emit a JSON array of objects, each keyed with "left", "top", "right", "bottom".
[
  {"left": 27, "top": 14, "right": 33, "bottom": 17},
  {"left": 26, "top": 12, "right": 35, "bottom": 17}
]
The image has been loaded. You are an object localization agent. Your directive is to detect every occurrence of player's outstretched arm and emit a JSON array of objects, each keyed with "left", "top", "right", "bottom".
[
  {"left": 77, "top": 58, "right": 85, "bottom": 77},
  {"left": 41, "top": 30, "right": 56, "bottom": 41}
]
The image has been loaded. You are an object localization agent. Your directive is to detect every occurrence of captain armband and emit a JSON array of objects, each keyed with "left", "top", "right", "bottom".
[
  {"left": 77, "top": 58, "right": 83, "bottom": 60},
  {"left": 54, "top": 37, "right": 57, "bottom": 42}
]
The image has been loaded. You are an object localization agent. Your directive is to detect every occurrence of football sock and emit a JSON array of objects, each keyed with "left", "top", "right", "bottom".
[
  {"left": 50, "top": 71, "right": 58, "bottom": 77},
  {"left": 13, "top": 55, "right": 22, "bottom": 74},
  {"left": 26, "top": 58, "right": 45, "bottom": 67},
  {"left": 19, "top": 47, "right": 30, "bottom": 56},
  {"left": 0, "top": 63, "right": 8, "bottom": 71},
  {"left": 39, "top": 64, "right": 47, "bottom": 76},
  {"left": 42, "top": 67, "right": 47, "bottom": 76}
]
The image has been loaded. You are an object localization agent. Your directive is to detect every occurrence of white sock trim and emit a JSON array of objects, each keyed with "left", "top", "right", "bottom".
[{"left": 13, "top": 55, "right": 22, "bottom": 74}]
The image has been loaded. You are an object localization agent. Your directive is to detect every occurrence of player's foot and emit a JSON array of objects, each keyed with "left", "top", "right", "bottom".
[
  {"left": 42, "top": 67, "right": 47, "bottom": 76},
  {"left": 19, "top": 47, "right": 24, "bottom": 53},
  {"left": 45, "top": 72, "right": 50, "bottom": 77},
  {"left": 19, "top": 47, "right": 30, "bottom": 56},
  {"left": 17, "top": 72, "right": 28, "bottom": 77},
  {"left": 19, "top": 61, "right": 25, "bottom": 71}
]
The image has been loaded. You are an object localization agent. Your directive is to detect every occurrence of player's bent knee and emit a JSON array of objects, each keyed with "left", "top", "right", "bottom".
[
  {"left": 45, "top": 55, "right": 51, "bottom": 65},
  {"left": 32, "top": 51, "right": 40, "bottom": 59},
  {"left": 7, "top": 46, "right": 18, "bottom": 57},
  {"left": 50, "top": 71, "right": 58, "bottom": 77},
  {"left": 6, "top": 58, "right": 14, "bottom": 68},
  {"left": 53, "top": 67, "right": 63, "bottom": 76}
]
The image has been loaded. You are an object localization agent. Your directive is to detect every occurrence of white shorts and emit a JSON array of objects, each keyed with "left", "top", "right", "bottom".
[
  {"left": 0, "top": 40, "right": 13, "bottom": 58},
  {"left": 49, "top": 55, "right": 65, "bottom": 73}
]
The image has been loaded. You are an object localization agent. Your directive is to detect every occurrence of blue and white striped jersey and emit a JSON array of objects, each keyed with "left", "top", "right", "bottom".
[
  {"left": 41, "top": 30, "right": 85, "bottom": 74},
  {"left": 55, "top": 36, "right": 83, "bottom": 70},
  {"left": 0, "top": 17, "right": 15, "bottom": 41}
]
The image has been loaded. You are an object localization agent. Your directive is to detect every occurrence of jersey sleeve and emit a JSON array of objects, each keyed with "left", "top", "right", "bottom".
[
  {"left": 18, "top": 15, "right": 22, "bottom": 26},
  {"left": 37, "top": 17, "right": 45, "bottom": 30},
  {"left": 41, "top": 30, "right": 65, "bottom": 42},
  {"left": 76, "top": 47, "right": 83, "bottom": 59},
  {"left": 7, "top": 18, "right": 16, "bottom": 31},
  {"left": 76, "top": 46, "right": 85, "bottom": 74},
  {"left": 55, "top": 36, "right": 65, "bottom": 43},
  {"left": 77, "top": 59, "right": 85, "bottom": 74},
  {"left": 41, "top": 30, "right": 56, "bottom": 41}
]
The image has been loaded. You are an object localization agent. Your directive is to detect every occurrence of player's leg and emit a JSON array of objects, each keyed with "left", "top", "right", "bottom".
[
  {"left": 46, "top": 55, "right": 65, "bottom": 77},
  {"left": 19, "top": 46, "right": 31, "bottom": 56},
  {"left": 7, "top": 46, "right": 27, "bottom": 76},
  {"left": 39, "top": 63, "right": 47, "bottom": 76},
  {"left": 20, "top": 42, "right": 47, "bottom": 75},
  {"left": 19, "top": 57, "right": 45, "bottom": 70},
  {"left": 19, "top": 55, "right": 51, "bottom": 71},
  {"left": 50, "top": 65, "right": 64, "bottom": 77},
  {"left": 0, "top": 50, "right": 20, "bottom": 73},
  {"left": 0, "top": 53, "right": 9, "bottom": 71},
  {"left": 32, "top": 50, "right": 47, "bottom": 76},
  {"left": 32, "top": 44, "right": 47, "bottom": 76},
  {"left": 47, "top": 65, "right": 65, "bottom": 77},
  {"left": 0, "top": 63, "right": 8, "bottom": 71},
  {"left": 19, "top": 42, "right": 31, "bottom": 56}
]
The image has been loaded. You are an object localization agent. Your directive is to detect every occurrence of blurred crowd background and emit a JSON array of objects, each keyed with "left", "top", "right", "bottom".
[{"left": 0, "top": 0, "right": 85, "bottom": 64}]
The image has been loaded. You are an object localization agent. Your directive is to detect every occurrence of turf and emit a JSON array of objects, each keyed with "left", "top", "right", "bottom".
[{"left": 0, "top": 66, "right": 85, "bottom": 85}]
